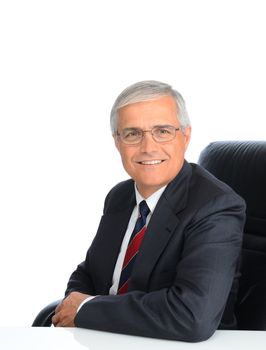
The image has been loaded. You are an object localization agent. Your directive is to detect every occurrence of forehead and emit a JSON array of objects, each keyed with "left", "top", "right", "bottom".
[{"left": 117, "top": 96, "right": 179, "bottom": 128}]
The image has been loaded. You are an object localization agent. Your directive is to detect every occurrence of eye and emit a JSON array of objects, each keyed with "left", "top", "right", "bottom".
[
  {"left": 156, "top": 127, "right": 172, "bottom": 135},
  {"left": 123, "top": 129, "right": 141, "bottom": 139},
  {"left": 159, "top": 128, "right": 170, "bottom": 134}
]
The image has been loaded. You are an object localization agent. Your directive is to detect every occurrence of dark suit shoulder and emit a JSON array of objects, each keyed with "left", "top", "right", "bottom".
[
  {"left": 190, "top": 162, "right": 240, "bottom": 194},
  {"left": 163, "top": 161, "right": 245, "bottom": 215},
  {"left": 188, "top": 162, "right": 246, "bottom": 211},
  {"left": 103, "top": 179, "right": 135, "bottom": 214}
]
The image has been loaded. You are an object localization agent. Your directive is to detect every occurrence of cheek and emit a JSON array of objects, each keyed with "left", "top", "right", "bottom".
[
  {"left": 119, "top": 148, "right": 135, "bottom": 167},
  {"left": 166, "top": 144, "right": 186, "bottom": 166}
]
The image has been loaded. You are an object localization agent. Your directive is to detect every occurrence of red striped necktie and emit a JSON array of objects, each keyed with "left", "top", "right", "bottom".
[{"left": 117, "top": 200, "right": 150, "bottom": 294}]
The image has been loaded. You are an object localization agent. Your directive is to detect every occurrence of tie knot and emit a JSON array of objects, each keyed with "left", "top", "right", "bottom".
[{"left": 139, "top": 200, "right": 150, "bottom": 219}]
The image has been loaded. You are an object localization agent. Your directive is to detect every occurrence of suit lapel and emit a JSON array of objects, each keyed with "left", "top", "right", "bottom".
[
  {"left": 90, "top": 182, "right": 136, "bottom": 294},
  {"left": 129, "top": 161, "right": 192, "bottom": 291},
  {"left": 95, "top": 209, "right": 133, "bottom": 292}
]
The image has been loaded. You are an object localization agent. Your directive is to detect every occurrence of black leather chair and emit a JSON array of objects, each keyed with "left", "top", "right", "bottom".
[
  {"left": 198, "top": 141, "right": 266, "bottom": 330},
  {"left": 32, "top": 300, "right": 60, "bottom": 327},
  {"left": 32, "top": 140, "right": 266, "bottom": 329}
]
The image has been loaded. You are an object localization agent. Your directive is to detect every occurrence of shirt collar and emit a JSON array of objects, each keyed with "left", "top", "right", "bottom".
[{"left": 134, "top": 183, "right": 167, "bottom": 213}]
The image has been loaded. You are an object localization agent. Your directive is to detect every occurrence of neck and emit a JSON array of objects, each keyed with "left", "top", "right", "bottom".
[{"left": 136, "top": 184, "right": 165, "bottom": 199}]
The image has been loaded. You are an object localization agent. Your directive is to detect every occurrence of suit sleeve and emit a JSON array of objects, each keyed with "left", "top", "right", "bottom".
[
  {"left": 65, "top": 260, "right": 95, "bottom": 296},
  {"left": 74, "top": 193, "right": 245, "bottom": 342}
]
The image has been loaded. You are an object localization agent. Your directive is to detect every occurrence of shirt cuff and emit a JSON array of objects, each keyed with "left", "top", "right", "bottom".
[{"left": 77, "top": 296, "right": 96, "bottom": 313}]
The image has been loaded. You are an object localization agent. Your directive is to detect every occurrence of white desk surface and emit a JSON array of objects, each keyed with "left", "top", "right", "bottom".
[{"left": 1, "top": 328, "right": 266, "bottom": 350}]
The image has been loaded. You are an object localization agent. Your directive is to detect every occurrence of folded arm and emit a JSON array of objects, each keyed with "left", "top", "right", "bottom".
[{"left": 74, "top": 194, "right": 245, "bottom": 341}]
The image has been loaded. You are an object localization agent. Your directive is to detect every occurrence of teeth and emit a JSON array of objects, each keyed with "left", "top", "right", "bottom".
[{"left": 140, "top": 160, "right": 162, "bottom": 165}]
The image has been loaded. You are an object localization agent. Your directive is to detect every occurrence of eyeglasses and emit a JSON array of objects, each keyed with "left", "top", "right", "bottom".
[{"left": 116, "top": 125, "right": 181, "bottom": 145}]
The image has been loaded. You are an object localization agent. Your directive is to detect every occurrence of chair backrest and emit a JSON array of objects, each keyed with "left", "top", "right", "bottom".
[{"left": 198, "top": 141, "right": 266, "bottom": 330}]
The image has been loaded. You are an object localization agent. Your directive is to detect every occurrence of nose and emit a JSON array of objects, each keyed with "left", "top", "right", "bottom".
[{"left": 139, "top": 131, "right": 158, "bottom": 153}]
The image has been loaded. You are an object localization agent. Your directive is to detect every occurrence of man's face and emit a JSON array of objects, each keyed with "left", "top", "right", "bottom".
[{"left": 114, "top": 95, "right": 191, "bottom": 198}]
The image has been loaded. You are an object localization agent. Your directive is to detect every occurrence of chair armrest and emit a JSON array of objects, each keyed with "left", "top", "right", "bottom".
[{"left": 32, "top": 300, "right": 61, "bottom": 327}]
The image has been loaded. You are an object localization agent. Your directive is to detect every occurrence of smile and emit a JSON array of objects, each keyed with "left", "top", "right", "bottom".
[{"left": 137, "top": 160, "right": 165, "bottom": 165}]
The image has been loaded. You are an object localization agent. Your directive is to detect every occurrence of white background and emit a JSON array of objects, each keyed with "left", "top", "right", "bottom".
[{"left": 0, "top": 0, "right": 265, "bottom": 326}]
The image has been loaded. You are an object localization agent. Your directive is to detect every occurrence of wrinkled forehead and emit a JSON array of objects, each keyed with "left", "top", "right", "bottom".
[{"left": 116, "top": 96, "right": 180, "bottom": 129}]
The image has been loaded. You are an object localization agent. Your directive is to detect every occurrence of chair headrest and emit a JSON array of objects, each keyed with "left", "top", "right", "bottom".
[{"left": 198, "top": 141, "right": 266, "bottom": 236}]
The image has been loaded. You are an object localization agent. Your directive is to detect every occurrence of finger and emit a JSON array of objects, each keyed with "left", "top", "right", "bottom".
[
  {"left": 54, "top": 317, "right": 72, "bottom": 328},
  {"left": 52, "top": 311, "right": 69, "bottom": 327},
  {"left": 62, "top": 318, "right": 75, "bottom": 327},
  {"left": 54, "top": 321, "right": 62, "bottom": 327},
  {"left": 54, "top": 302, "right": 63, "bottom": 314},
  {"left": 52, "top": 313, "right": 60, "bottom": 326},
  {"left": 51, "top": 315, "right": 57, "bottom": 326}
]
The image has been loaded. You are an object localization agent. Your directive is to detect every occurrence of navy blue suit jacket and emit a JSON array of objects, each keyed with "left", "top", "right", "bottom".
[{"left": 66, "top": 161, "right": 246, "bottom": 341}]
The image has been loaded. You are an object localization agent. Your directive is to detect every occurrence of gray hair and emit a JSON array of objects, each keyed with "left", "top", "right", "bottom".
[{"left": 110, "top": 80, "right": 191, "bottom": 134}]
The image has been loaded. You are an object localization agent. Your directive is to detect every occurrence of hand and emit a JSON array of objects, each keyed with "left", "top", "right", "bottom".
[{"left": 52, "top": 291, "right": 89, "bottom": 327}]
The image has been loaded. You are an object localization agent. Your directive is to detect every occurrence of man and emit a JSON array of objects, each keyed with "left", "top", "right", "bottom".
[{"left": 52, "top": 80, "right": 246, "bottom": 342}]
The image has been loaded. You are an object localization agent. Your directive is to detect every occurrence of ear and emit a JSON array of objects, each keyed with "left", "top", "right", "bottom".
[{"left": 183, "top": 126, "right": 192, "bottom": 151}]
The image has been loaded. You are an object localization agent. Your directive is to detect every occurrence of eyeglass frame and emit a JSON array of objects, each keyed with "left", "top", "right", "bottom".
[{"left": 115, "top": 125, "right": 181, "bottom": 145}]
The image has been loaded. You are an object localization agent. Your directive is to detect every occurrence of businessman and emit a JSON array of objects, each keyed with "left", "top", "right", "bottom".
[{"left": 52, "top": 80, "right": 246, "bottom": 342}]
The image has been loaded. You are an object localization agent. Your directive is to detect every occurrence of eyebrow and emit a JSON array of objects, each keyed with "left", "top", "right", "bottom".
[{"left": 122, "top": 124, "right": 175, "bottom": 130}]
